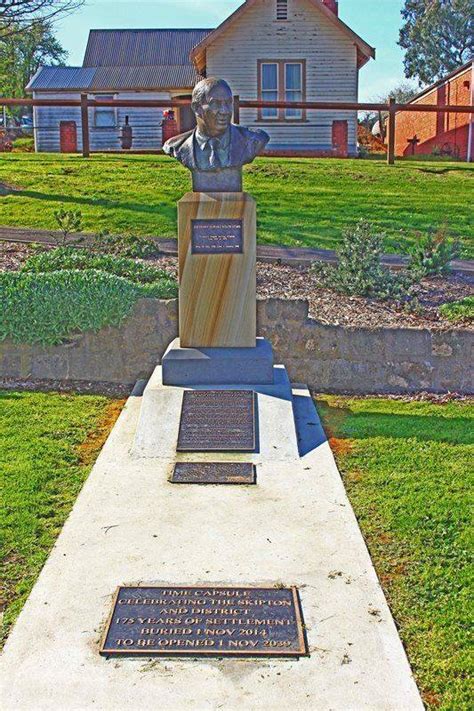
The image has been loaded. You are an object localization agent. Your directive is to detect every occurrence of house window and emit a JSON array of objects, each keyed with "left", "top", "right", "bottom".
[
  {"left": 94, "top": 95, "right": 116, "bottom": 128},
  {"left": 258, "top": 60, "right": 306, "bottom": 121},
  {"left": 276, "top": 0, "right": 288, "bottom": 20},
  {"left": 261, "top": 63, "right": 279, "bottom": 118},
  {"left": 285, "top": 63, "right": 303, "bottom": 118}
]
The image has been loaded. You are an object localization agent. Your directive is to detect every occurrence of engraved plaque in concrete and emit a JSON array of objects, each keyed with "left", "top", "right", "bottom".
[
  {"left": 172, "top": 462, "right": 256, "bottom": 484},
  {"left": 192, "top": 219, "right": 243, "bottom": 254},
  {"left": 100, "top": 586, "right": 308, "bottom": 657},
  {"left": 177, "top": 390, "right": 255, "bottom": 452}
]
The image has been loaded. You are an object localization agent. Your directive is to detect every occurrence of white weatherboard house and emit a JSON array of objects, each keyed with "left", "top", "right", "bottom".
[{"left": 27, "top": 0, "right": 374, "bottom": 155}]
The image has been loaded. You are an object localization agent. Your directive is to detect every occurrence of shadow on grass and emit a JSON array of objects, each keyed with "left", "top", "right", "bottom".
[
  {"left": 12, "top": 189, "right": 178, "bottom": 220},
  {"left": 317, "top": 402, "right": 473, "bottom": 447},
  {"left": 416, "top": 167, "right": 474, "bottom": 176}
]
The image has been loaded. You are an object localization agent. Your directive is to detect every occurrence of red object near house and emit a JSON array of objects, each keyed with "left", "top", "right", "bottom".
[
  {"left": 395, "top": 61, "right": 473, "bottom": 162},
  {"left": 161, "top": 110, "right": 179, "bottom": 146},
  {"left": 59, "top": 121, "right": 77, "bottom": 153},
  {"left": 0, "top": 129, "right": 13, "bottom": 152},
  {"left": 332, "top": 119, "right": 348, "bottom": 157}
]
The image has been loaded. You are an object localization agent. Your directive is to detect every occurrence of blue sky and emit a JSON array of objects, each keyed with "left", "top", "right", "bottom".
[{"left": 55, "top": 0, "right": 416, "bottom": 101}]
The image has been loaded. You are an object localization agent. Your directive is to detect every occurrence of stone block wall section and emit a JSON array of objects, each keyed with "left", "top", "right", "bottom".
[{"left": 1, "top": 298, "right": 472, "bottom": 394}]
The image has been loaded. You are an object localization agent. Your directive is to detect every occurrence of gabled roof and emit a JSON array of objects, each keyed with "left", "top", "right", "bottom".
[
  {"left": 83, "top": 29, "right": 213, "bottom": 67},
  {"left": 191, "top": 0, "right": 375, "bottom": 73}
]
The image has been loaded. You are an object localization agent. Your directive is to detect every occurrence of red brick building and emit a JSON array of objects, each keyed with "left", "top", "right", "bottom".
[{"left": 395, "top": 61, "right": 473, "bottom": 162}]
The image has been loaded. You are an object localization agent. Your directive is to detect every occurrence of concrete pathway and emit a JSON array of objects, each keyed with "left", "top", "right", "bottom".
[
  {"left": 0, "top": 376, "right": 423, "bottom": 710},
  {"left": 1, "top": 225, "right": 472, "bottom": 274}
]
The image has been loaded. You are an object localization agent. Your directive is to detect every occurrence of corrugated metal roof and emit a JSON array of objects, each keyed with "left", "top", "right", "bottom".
[
  {"left": 83, "top": 29, "right": 213, "bottom": 67},
  {"left": 26, "top": 66, "right": 96, "bottom": 91},
  {"left": 27, "top": 63, "right": 202, "bottom": 92},
  {"left": 90, "top": 64, "right": 201, "bottom": 89}
]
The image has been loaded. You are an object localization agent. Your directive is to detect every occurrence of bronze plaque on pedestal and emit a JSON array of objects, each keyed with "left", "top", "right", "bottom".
[
  {"left": 172, "top": 462, "right": 256, "bottom": 484},
  {"left": 100, "top": 586, "right": 308, "bottom": 657},
  {"left": 191, "top": 219, "right": 243, "bottom": 254},
  {"left": 177, "top": 390, "right": 255, "bottom": 452}
]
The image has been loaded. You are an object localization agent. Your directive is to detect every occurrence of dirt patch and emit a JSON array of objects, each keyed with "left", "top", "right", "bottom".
[
  {"left": 0, "top": 550, "right": 27, "bottom": 622},
  {"left": 328, "top": 437, "right": 353, "bottom": 456},
  {"left": 0, "top": 182, "right": 22, "bottom": 196},
  {"left": 0, "top": 241, "right": 35, "bottom": 270},
  {"left": 77, "top": 400, "right": 126, "bottom": 466},
  {"left": 422, "top": 690, "right": 441, "bottom": 708},
  {"left": 0, "top": 377, "right": 134, "bottom": 397}
]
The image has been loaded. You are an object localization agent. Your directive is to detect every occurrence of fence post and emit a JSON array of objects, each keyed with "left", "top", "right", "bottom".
[
  {"left": 387, "top": 97, "right": 396, "bottom": 166},
  {"left": 80, "top": 93, "right": 90, "bottom": 158},
  {"left": 233, "top": 94, "right": 240, "bottom": 124}
]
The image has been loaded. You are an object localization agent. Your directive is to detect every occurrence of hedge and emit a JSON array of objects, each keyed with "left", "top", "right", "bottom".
[
  {"left": 22, "top": 248, "right": 175, "bottom": 287},
  {"left": 0, "top": 269, "right": 175, "bottom": 345}
]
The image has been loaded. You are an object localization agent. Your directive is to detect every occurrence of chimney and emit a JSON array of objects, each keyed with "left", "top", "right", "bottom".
[{"left": 322, "top": 0, "right": 339, "bottom": 15}]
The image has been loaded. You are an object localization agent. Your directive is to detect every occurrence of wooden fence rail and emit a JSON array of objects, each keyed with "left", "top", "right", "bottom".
[{"left": 1, "top": 95, "right": 472, "bottom": 164}]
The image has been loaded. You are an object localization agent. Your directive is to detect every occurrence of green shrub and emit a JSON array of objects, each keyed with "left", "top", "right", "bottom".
[
  {"left": 22, "top": 247, "right": 175, "bottom": 288},
  {"left": 439, "top": 297, "right": 474, "bottom": 324},
  {"left": 12, "top": 137, "right": 34, "bottom": 152},
  {"left": 311, "top": 220, "right": 411, "bottom": 299},
  {"left": 0, "top": 269, "right": 176, "bottom": 345},
  {"left": 96, "top": 230, "right": 157, "bottom": 258},
  {"left": 407, "top": 227, "right": 459, "bottom": 280},
  {"left": 54, "top": 208, "right": 83, "bottom": 245}
]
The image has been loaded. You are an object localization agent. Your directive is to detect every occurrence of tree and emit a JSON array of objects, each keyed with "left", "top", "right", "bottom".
[
  {"left": 0, "top": 21, "right": 66, "bottom": 98},
  {"left": 365, "top": 82, "right": 419, "bottom": 142},
  {"left": 399, "top": 0, "right": 474, "bottom": 85},
  {"left": 378, "top": 82, "right": 419, "bottom": 105},
  {"left": 0, "top": 0, "right": 84, "bottom": 39}
]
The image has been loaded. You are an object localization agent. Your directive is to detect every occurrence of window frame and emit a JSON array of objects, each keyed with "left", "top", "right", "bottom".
[
  {"left": 257, "top": 59, "right": 307, "bottom": 122},
  {"left": 260, "top": 62, "right": 279, "bottom": 119},
  {"left": 93, "top": 94, "right": 117, "bottom": 129},
  {"left": 284, "top": 61, "right": 304, "bottom": 119}
]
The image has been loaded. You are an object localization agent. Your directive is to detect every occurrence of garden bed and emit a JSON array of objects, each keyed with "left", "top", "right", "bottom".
[{"left": 1, "top": 240, "right": 472, "bottom": 331}]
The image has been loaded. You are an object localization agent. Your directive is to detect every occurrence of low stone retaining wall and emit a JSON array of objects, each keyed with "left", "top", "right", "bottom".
[{"left": 1, "top": 298, "right": 472, "bottom": 394}]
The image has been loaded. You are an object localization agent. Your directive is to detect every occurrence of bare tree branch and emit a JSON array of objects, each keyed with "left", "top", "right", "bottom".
[{"left": 0, "top": 0, "right": 84, "bottom": 39}]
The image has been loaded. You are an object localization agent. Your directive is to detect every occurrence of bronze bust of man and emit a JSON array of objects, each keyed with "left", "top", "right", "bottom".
[{"left": 163, "top": 78, "right": 269, "bottom": 192}]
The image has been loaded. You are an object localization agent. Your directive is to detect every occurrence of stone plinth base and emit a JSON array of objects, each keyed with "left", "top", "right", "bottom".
[
  {"left": 162, "top": 336, "right": 273, "bottom": 385},
  {"left": 133, "top": 363, "right": 298, "bottom": 462}
]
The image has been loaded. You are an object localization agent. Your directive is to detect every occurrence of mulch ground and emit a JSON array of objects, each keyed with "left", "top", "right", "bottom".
[{"left": 1, "top": 240, "right": 472, "bottom": 331}]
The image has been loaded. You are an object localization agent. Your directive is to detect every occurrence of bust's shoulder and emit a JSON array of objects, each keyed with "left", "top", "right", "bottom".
[
  {"left": 232, "top": 124, "right": 269, "bottom": 147},
  {"left": 163, "top": 129, "right": 195, "bottom": 155}
]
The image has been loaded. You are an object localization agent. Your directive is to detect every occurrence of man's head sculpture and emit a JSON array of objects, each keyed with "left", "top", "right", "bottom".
[{"left": 163, "top": 77, "right": 270, "bottom": 192}]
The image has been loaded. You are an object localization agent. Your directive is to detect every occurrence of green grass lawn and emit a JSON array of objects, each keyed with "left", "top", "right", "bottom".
[
  {"left": 316, "top": 396, "right": 473, "bottom": 710},
  {"left": 0, "top": 391, "right": 123, "bottom": 646},
  {"left": 1, "top": 153, "right": 472, "bottom": 257}
]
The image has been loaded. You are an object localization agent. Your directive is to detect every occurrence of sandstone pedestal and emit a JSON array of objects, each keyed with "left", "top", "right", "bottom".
[{"left": 178, "top": 191, "right": 256, "bottom": 348}]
